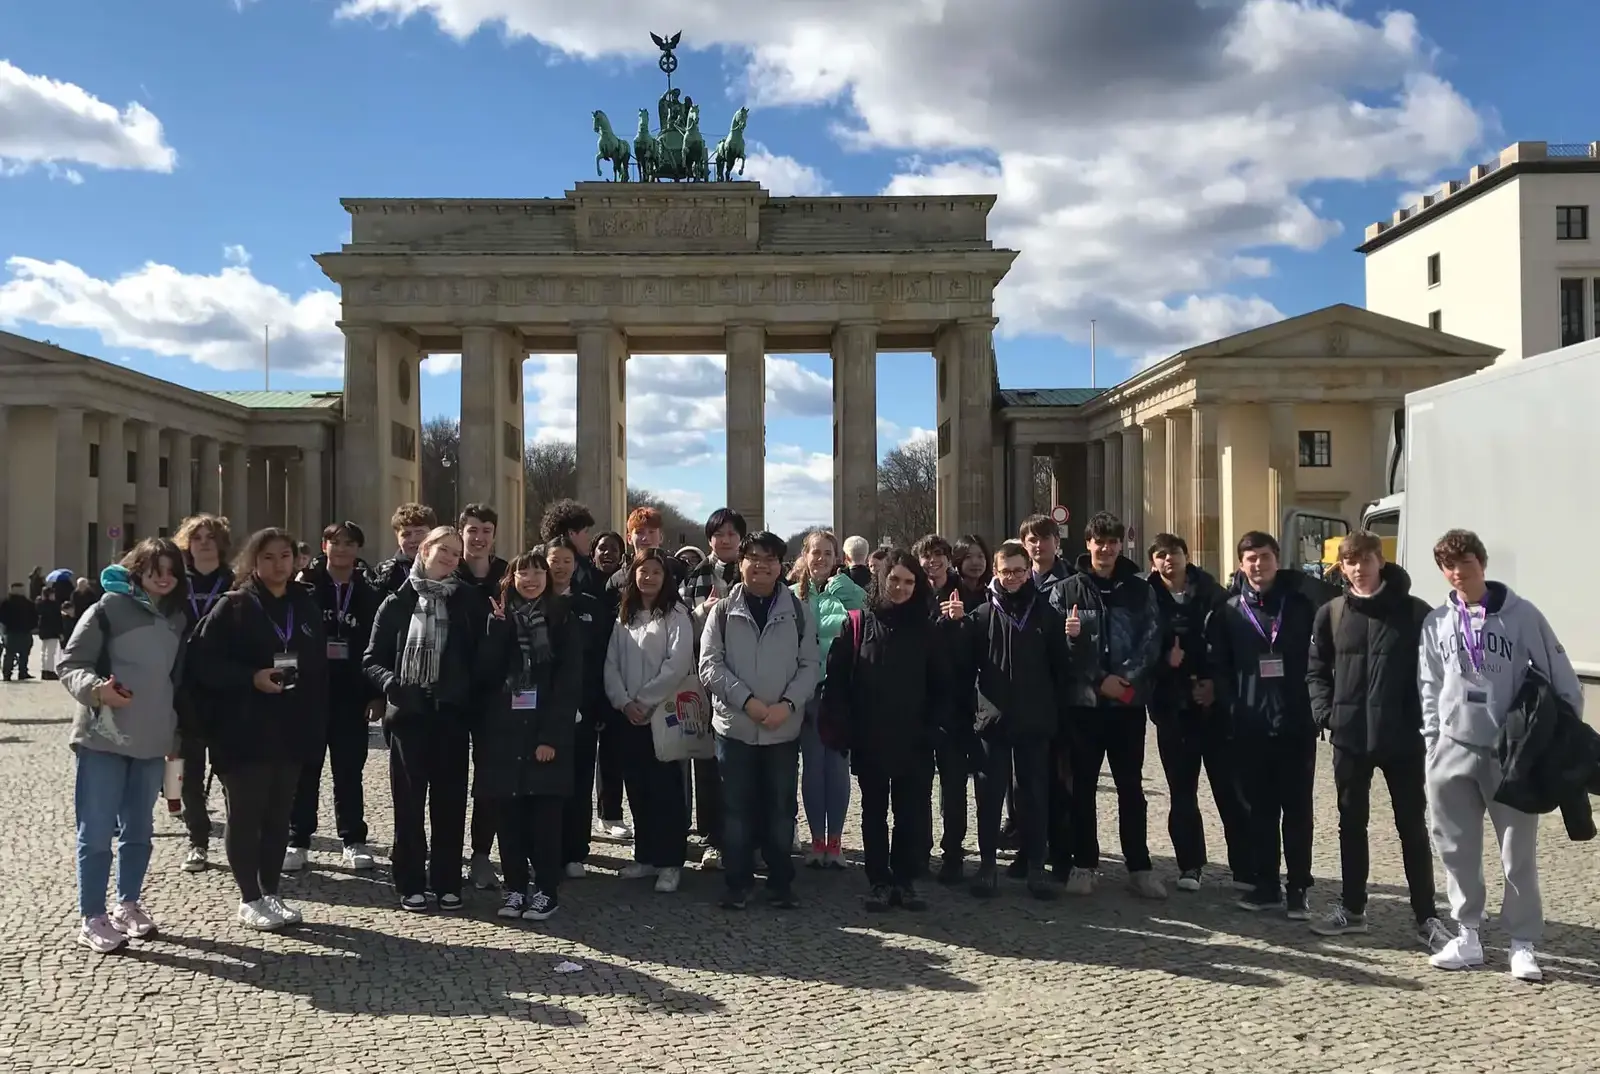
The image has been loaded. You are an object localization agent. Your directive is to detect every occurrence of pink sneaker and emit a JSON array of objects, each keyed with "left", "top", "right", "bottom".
[
  {"left": 110, "top": 901, "right": 157, "bottom": 939},
  {"left": 78, "top": 915, "right": 127, "bottom": 954}
]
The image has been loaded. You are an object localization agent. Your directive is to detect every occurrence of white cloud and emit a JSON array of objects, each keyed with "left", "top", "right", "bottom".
[
  {"left": 765, "top": 448, "right": 834, "bottom": 536},
  {"left": 222, "top": 244, "right": 251, "bottom": 266},
  {"left": 334, "top": 0, "right": 1487, "bottom": 357},
  {"left": 0, "top": 59, "right": 177, "bottom": 178},
  {"left": 0, "top": 253, "right": 342, "bottom": 375},
  {"left": 876, "top": 416, "right": 934, "bottom": 450},
  {"left": 740, "top": 142, "right": 829, "bottom": 196},
  {"left": 425, "top": 353, "right": 461, "bottom": 375}
]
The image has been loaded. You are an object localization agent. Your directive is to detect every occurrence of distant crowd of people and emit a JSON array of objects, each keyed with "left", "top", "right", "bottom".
[{"left": 21, "top": 490, "right": 1587, "bottom": 984}]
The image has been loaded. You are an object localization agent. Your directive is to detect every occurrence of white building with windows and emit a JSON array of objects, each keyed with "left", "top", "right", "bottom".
[{"left": 1361, "top": 140, "right": 1600, "bottom": 364}]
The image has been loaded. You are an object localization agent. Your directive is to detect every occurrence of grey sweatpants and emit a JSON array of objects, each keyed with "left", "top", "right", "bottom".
[{"left": 1425, "top": 735, "right": 1543, "bottom": 943}]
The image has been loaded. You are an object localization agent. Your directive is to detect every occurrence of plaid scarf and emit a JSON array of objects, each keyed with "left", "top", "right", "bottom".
[
  {"left": 681, "top": 557, "right": 739, "bottom": 606},
  {"left": 507, "top": 593, "right": 553, "bottom": 692},
  {"left": 399, "top": 563, "right": 457, "bottom": 686}
]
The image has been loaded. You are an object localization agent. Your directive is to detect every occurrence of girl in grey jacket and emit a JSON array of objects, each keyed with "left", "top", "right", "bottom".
[{"left": 57, "top": 540, "right": 190, "bottom": 955}]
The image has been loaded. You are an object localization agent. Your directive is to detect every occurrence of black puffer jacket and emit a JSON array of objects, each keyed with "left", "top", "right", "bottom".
[
  {"left": 821, "top": 600, "right": 951, "bottom": 779},
  {"left": 1307, "top": 562, "right": 1431, "bottom": 757},
  {"left": 363, "top": 579, "right": 492, "bottom": 727},
  {"left": 474, "top": 595, "right": 584, "bottom": 799},
  {"left": 366, "top": 555, "right": 413, "bottom": 598},
  {"left": 961, "top": 581, "right": 1071, "bottom": 744},
  {"left": 1147, "top": 564, "right": 1228, "bottom": 719},
  {"left": 1054, "top": 555, "right": 1162, "bottom": 708},
  {"left": 297, "top": 562, "right": 383, "bottom": 707},
  {"left": 1209, "top": 568, "right": 1338, "bottom": 739},
  {"left": 1495, "top": 667, "right": 1599, "bottom": 841}
]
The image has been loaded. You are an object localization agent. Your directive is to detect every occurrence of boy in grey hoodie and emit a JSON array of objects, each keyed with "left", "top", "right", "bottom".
[{"left": 1419, "top": 529, "right": 1583, "bottom": 982}]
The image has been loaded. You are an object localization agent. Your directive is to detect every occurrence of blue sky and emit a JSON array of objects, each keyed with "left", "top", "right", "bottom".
[{"left": 2, "top": 0, "right": 1595, "bottom": 532}]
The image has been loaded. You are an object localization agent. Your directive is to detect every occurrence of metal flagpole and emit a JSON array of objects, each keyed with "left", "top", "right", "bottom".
[
  {"left": 1090, "top": 318, "right": 1097, "bottom": 388},
  {"left": 264, "top": 324, "right": 271, "bottom": 390}
]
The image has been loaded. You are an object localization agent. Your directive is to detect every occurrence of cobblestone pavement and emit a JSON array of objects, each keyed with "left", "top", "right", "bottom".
[{"left": 3, "top": 650, "right": 1600, "bottom": 1074}]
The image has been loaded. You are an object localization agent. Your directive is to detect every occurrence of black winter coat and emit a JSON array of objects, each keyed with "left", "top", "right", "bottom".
[
  {"left": 35, "top": 596, "right": 64, "bottom": 640},
  {"left": 567, "top": 589, "right": 616, "bottom": 725},
  {"left": 363, "top": 580, "right": 492, "bottom": 727},
  {"left": 821, "top": 603, "right": 950, "bottom": 779},
  {"left": 0, "top": 594, "right": 38, "bottom": 634},
  {"left": 1495, "top": 667, "right": 1599, "bottom": 841},
  {"left": 1208, "top": 568, "right": 1338, "bottom": 739},
  {"left": 176, "top": 565, "right": 234, "bottom": 748},
  {"left": 962, "top": 583, "right": 1071, "bottom": 744},
  {"left": 366, "top": 554, "right": 413, "bottom": 598},
  {"left": 297, "top": 563, "right": 383, "bottom": 707},
  {"left": 455, "top": 557, "right": 509, "bottom": 601},
  {"left": 189, "top": 578, "right": 330, "bottom": 773},
  {"left": 1307, "top": 563, "right": 1431, "bottom": 757},
  {"left": 473, "top": 597, "right": 584, "bottom": 799},
  {"left": 1055, "top": 555, "right": 1162, "bottom": 709},
  {"left": 1147, "top": 565, "right": 1229, "bottom": 719}
]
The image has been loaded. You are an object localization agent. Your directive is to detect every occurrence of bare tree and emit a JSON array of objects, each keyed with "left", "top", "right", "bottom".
[
  {"left": 523, "top": 441, "right": 578, "bottom": 540},
  {"left": 626, "top": 488, "right": 701, "bottom": 549},
  {"left": 419, "top": 417, "right": 461, "bottom": 522},
  {"left": 1034, "top": 453, "right": 1055, "bottom": 518},
  {"left": 876, "top": 435, "right": 937, "bottom": 547}
]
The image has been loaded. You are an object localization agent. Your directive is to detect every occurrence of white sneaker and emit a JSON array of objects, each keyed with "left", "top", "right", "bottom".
[
  {"left": 700, "top": 846, "right": 722, "bottom": 871},
  {"left": 182, "top": 846, "right": 208, "bottom": 873},
  {"left": 654, "top": 867, "right": 681, "bottom": 893},
  {"left": 565, "top": 861, "right": 587, "bottom": 879},
  {"left": 342, "top": 844, "right": 375, "bottom": 870},
  {"left": 281, "top": 847, "right": 308, "bottom": 873},
  {"left": 1428, "top": 926, "right": 1485, "bottom": 970},
  {"left": 238, "top": 899, "right": 284, "bottom": 931},
  {"left": 1509, "top": 940, "right": 1543, "bottom": 982},
  {"left": 620, "top": 862, "right": 659, "bottom": 880},
  {"left": 263, "top": 895, "right": 303, "bottom": 926}
]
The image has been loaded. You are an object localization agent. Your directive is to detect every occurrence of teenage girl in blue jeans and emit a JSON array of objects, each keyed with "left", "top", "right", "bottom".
[{"left": 789, "top": 530, "right": 867, "bottom": 866}]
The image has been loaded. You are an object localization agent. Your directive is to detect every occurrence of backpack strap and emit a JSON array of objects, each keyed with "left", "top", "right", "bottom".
[
  {"left": 1328, "top": 595, "right": 1345, "bottom": 638},
  {"left": 847, "top": 608, "right": 864, "bottom": 658},
  {"left": 92, "top": 603, "right": 114, "bottom": 681}
]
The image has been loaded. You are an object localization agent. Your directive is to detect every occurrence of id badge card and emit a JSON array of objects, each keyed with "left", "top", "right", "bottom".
[
  {"left": 1466, "top": 688, "right": 1490, "bottom": 705},
  {"left": 1258, "top": 656, "right": 1285, "bottom": 679},
  {"left": 326, "top": 640, "right": 350, "bottom": 661},
  {"left": 273, "top": 652, "right": 299, "bottom": 690},
  {"left": 511, "top": 689, "right": 539, "bottom": 710}
]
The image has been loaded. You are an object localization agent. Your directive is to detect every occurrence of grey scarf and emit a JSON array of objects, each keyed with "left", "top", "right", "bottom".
[
  {"left": 399, "top": 562, "right": 457, "bottom": 686},
  {"left": 508, "top": 593, "right": 553, "bottom": 693}
]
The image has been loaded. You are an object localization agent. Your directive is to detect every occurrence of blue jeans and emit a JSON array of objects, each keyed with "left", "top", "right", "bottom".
[
  {"left": 800, "top": 702, "right": 850, "bottom": 842},
  {"left": 716, "top": 734, "right": 800, "bottom": 894},
  {"left": 75, "top": 747, "right": 165, "bottom": 919}
]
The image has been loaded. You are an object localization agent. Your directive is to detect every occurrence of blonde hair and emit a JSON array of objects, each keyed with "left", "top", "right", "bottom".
[
  {"left": 418, "top": 525, "right": 463, "bottom": 558},
  {"left": 174, "top": 514, "right": 233, "bottom": 562},
  {"left": 789, "top": 529, "right": 841, "bottom": 599}
]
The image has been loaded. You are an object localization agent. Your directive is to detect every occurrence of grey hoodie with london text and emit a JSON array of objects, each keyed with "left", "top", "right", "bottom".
[{"left": 1419, "top": 581, "right": 1583, "bottom": 750}]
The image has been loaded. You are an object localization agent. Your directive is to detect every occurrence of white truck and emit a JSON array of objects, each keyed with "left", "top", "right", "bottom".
[{"left": 1369, "top": 336, "right": 1600, "bottom": 712}]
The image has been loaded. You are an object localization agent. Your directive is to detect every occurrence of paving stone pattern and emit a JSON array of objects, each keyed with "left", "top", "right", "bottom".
[{"left": 2, "top": 649, "right": 1599, "bottom": 1073}]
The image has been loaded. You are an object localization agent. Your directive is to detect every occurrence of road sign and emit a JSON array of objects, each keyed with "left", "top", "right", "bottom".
[
  {"left": 107, "top": 525, "right": 122, "bottom": 539},
  {"left": 1050, "top": 505, "right": 1069, "bottom": 525}
]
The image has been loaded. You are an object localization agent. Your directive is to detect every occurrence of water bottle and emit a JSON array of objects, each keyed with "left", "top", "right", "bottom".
[{"left": 163, "top": 757, "right": 184, "bottom": 813}]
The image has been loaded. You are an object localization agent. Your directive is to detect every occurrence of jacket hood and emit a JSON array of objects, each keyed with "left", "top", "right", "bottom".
[
  {"left": 1147, "top": 563, "right": 1219, "bottom": 595},
  {"left": 1448, "top": 580, "right": 1515, "bottom": 615},
  {"left": 1343, "top": 561, "right": 1413, "bottom": 614},
  {"left": 1075, "top": 553, "right": 1143, "bottom": 583}
]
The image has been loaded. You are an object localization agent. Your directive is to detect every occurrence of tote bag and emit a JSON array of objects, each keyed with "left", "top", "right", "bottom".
[{"left": 652, "top": 677, "right": 715, "bottom": 762}]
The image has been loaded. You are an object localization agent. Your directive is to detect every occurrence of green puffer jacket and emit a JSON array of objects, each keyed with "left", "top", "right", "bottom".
[{"left": 791, "top": 572, "right": 868, "bottom": 666}]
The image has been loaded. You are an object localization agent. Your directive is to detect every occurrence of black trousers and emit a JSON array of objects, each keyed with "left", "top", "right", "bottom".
[
  {"left": 692, "top": 756, "right": 724, "bottom": 849},
  {"left": 1333, "top": 746, "right": 1437, "bottom": 922},
  {"left": 1067, "top": 706, "right": 1152, "bottom": 872},
  {"left": 975, "top": 736, "right": 1049, "bottom": 867},
  {"left": 388, "top": 720, "right": 471, "bottom": 897},
  {"left": 1046, "top": 735, "right": 1072, "bottom": 868},
  {"left": 289, "top": 705, "right": 371, "bottom": 849},
  {"left": 218, "top": 761, "right": 301, "bottom": 903},
  {"left": 496, "top": 794, "right": 565, "bottom": 897},
  {"left": 859, "top": 767, "right": 933, "bottom": 887},
  {"left": 469, "top": 729, "right": 497, "bottom": 858},
  {"left": 596, "top": 718, "right": 626, "bottom": 822},
  {"left": 1237, "top": 733, "right": 1317, "bottom": 894},
  {"left": 181, "top": 744, "right": 212, "bottom": 849},
  {"left": 932, "top": 740, "right": 970, "bottom": 861},
  {"left": 561, "top": 714, "right": 600, "bottom": 865},
  {"left": 1153, "top": 710, "right": 1251, "bottom": 876},
  {"left": 618, "top": 720, "right": 689, "bottom": 868}
]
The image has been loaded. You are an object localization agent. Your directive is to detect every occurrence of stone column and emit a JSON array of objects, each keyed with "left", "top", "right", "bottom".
[
  {"left": 98, "top": 414, "right": 126, "bottom": 555},
  {"left": 1190, "top": 404, "right": 1221, "bottom": 575},
  {"left": 1164, "top": 411, "right": 1191, "bottom": 546},
  {"left": 1120, "top": 426, "right": 1143, "bottom": 546},
  {"left": 55, "top": 408, "right": 87, "bottom": 574},
  {"left": 934, "top": 318, "right": 997, "bottom": 539},
  {"left": 197, "top": 437, "right": 221, "bottom": 516},
  {"left": 1370, "top": 401, "right": 1397, "bottom": 501},
  {"left": 223, "top": 444, "right": 250, "bottom": 535},
  {"left": 459, "top": 326, "right": 501, "bottom": 511},
  {"left": 248, "top": 450, "right": 270, "bottom": 534},
  {"left": 338, "top": 325, "right": 383, "bottom": 549},
  {"left": 1086, "top": 438, "right": 1105, "bottom": 514},
  {"left": 267, "top": 454, "right": 288, "bottom": 530},
  {"left": 301, "top": 447, "right": 324, "bottom": 540},
  {"left": 1103, "top": 436, "right": 1123, "bottom": 520},
  {"left": 1266, "top": 402, "right": 1298, "bottom": 536},
  {"left": 0, "top": 405, "right": 9, "bottom": 588},
  {"left": 1010, "top": 443, "right": 1035, "bottom": 537},
  {"left": 575, "top": 324, "right": 628, "bottom": 533},
  {"left": 286, "top": 454, "right": 305, "bottom": 538},
  {"left": 168, "top": 432, "right": 193, "bottom": 531},
  {"left": 725, "top": 323, "right": 767, "bottom": 531},
  {"left": 135, "top": 422, "right": 162, "bottom": 540},
  {"left": 831, "top": 321, "right": 878, "bottom": 541},
  {"left": 1142, "top": 419, "right": 1167, "bottom": 539}
]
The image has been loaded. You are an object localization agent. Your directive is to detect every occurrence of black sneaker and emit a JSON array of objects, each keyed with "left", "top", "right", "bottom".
[
  {"left": 41, "top": 671, "right": 58, "bottom": 681},
  {"left": 521, "top": 889, "right": 558, "bottom": 921},
  {"left": 1285, "top": 888, "right": 1311, "bottom": 920},
  {"left": 436, "top": 892, "right": 464, "bottom": 912},
  {"left": 1026, "top": 869, "right": 1058, "bottom": 901},
  {"left": 898, "top": 882, "right": 927, "bottom": 911},
  {"left": 865, "top": 884, "right": 893, "bottom": 911},
  {"left": 719, "top": 888, "right": 749, "bottom": 911},
  {"left": 766, "top": 887, "right": 799, "bottom": 910},
  {"left": 1005, "top": 856, "right": 1028, "bottom": 879},
  {"left": 497, "top": 891, "right": 527, "bottom": 919},
  {"left": 1237, "top": 886, "right": 1283, "bottom": 912},
  {"left": 970, "top": 862, "right": 999, "bottom": 899},
  {"left": 400, "top": 894, "right": 428, "bottom": 912},
  {"left": 936, "top": 856, "right": 965, "bottom": 885}
]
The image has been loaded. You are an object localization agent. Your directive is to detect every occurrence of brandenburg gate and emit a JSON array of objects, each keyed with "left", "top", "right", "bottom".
[{"left": 314, "top": 36, "right": 1016, "bottom": 551}]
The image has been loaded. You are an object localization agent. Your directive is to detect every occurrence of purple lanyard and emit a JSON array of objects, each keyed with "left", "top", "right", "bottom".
[
  {"left": 1455, "top": 600, "right": 1486, "bottom": 675},
  {"left": 1239, "top": 598, "right": 1282, "bottom": 650},
  {"left": 189, "top": 576, "right": 224, "bottom": 621},
  {"left": 333, "top": 582, "right": 354, "bottom": 626},
  {"left": 990, "top": 593, "right": 1035, "bottom": 633},
  {"left": 250, "top": 593, "right": 294, "bottom": 651}
]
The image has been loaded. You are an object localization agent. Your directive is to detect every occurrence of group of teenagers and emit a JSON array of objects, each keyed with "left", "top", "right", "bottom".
[{"left": 59, "top": 492, "right": 1585, "bottom": 983}]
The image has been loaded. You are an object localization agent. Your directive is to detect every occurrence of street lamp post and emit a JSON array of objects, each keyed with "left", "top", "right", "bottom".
[{"left": 440, "top": 453, "right": 458, "bottom": 521}]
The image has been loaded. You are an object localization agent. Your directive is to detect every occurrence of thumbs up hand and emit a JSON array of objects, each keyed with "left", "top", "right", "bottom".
[
  {"left": 1065, "top": 604, "right": 1082, "bottom": 638},
  {"left": 1167, "top": 637, "right": 1183, "bottom": 668}
]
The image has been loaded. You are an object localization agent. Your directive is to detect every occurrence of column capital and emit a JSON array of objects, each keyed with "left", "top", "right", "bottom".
[{"left": 335, "top": 320, "right": 383, "bottom": 335}]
